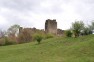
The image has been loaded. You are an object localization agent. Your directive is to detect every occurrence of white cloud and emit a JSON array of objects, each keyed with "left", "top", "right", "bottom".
[
  {"left": 0, "top": 0, "right": 94, "bottom": 30},
  {"left": 0, "top": 16, "right": 7, "bottom": 25}
]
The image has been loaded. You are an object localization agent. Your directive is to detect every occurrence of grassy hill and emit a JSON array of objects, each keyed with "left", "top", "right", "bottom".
[{"left": 0, "top": 35, "right": 94, "bottom": 62}]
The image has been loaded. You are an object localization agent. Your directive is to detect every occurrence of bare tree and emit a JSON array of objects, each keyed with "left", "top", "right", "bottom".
[
  {"left": 7, "top": 24, "right": 20, "bottom": 37},
  {"left": 0, "top": 30, "right": 6, "bottom": 38}
]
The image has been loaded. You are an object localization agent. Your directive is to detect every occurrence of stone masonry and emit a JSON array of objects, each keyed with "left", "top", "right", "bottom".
[
  {"left": 19, "top": 19, "right": 64, "bottom": 36},
  {"left": 45, "top": 19, "right": 57, "bottom": 35}
]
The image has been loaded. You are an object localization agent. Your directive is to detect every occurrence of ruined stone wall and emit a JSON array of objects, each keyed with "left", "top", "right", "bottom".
[
  {"left": 45, "top": 19, "right": 57, "bottom": 35},
  {"left": 19, "top": 27, "right": 38, "bottom": 35},
  {"left": 19, "top": 19, "right": 64, "bottom": 36},
  {"left": 19, "top": 27, "right": 45, "bottom": 35},
  {"left": 57, "top": 29, "right": 64, "bottom": 36}
]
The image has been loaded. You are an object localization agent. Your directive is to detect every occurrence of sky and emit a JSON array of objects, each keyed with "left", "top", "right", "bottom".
[{"left": 0, "top": 0, "right": 94, "bottom": 30}]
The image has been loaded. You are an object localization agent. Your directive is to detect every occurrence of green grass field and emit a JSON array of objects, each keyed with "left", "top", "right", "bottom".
[{"left": 0, "top": 35, "right": 94, "bottom": 62}]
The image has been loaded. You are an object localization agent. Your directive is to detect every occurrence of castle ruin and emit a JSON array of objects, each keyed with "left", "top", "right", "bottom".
[
  {"left": 45, "top": 19, "right": 57, "bottom": 35},
  {"left": 18, "top": 19, "right": 64, "bottom": 37}
]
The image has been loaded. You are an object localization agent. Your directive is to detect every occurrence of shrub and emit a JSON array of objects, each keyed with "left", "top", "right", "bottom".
[
  {"left": 45, "top": 34, "right": 54, "bottom": 39},
  {"left": 0, "top": 37, "right": 16, "bottom": 46},
  {"left": 0, "top": 38, "right": 5, "bottom": 46},
  {"left": 34, "top": 34, "right": 43, "bottom": 44},
  {"left": 5, "top": 37, "right": 13, "bottom": 45},
  {"left": 17, "top": 30, "right": 32, "bottom": 44},
  {"left": 65, "top": 30, "right": 72, "bottom": 37},
  {"left": 4, "top": 37, "right": 16, "bottom": 45}
]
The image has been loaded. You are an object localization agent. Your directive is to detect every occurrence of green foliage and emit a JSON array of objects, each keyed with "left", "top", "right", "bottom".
[
  {"left": 0, "top": 37, "right": 16, "bottom": 46},
  {"left": 45, "top": 34, "right": 54, "bottom": 39},
  {"left": 91, "top": 21, "right": 94, "bottom": 30},
  {"left": 71, "top": 21, "right": 84, "bottom": 37},
  {"left": 4, "top": 37, "right": 16, "bottom": 45},
  {"left": 4, "top": 37, "right": 9, "bottom": 45},
  {"left": 0, "top": 38, "right": 5, "bottom": 46},
  {"left": 34, "top": 34, "right": 43, "bottom": 44},
  {"left": 82, "top": 27, "right": 92, "bottom": 35},
  {"left": 65, "top": 30, "right": 72, "bottom": 37}
]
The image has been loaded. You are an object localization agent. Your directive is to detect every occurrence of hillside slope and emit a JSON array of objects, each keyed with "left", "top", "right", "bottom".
[{"left": 0, "top": 35, "right": 94, "bottom": 62}]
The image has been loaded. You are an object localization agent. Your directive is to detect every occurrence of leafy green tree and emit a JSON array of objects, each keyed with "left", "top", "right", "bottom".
[
  {"left": 82, "top": 27, "right": 92, "bottom": 35},
  {"left": 82, "top": 21, "right": 94, "bottom": 35},
  {"left": 71, "top": 21, "right": 84, "bottom": 37},
  {"left": 91, "top": 21, "right": 94, "bottom": 30},
  {"left": 91, "top": 21, "right": 94, "bottom": 34}
]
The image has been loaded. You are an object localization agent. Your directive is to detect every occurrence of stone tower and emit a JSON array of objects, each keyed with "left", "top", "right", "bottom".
[{"left": 45, "top": 19, "right": 57, "bottom": 35}]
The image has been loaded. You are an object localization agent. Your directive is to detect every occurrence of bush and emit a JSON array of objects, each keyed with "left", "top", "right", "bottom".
[
  {"left": 0, "top": 37, "right": 16, "bottom": 46},
  {"left": 45, "top": 34, "right": 54, "bottom": 39},
  {"left": 34, "top": 34, "right": 43, "bottom": 44},
  {"left": 17, "top": 30, "right": 32, "bottom": 44},
  {"left": 65, "top": 30, "right": 72, "bottom": 37},
  {"left": 0, "top": 38, "right": 5, "bottom": 46},
  {"left": 4, "top": 37, "right": 16, "bottom": 45}
]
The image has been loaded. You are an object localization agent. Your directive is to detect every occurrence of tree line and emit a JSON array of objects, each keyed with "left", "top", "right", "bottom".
[{"left": 66, "top": 21, "right": 94, "bottom": 37}]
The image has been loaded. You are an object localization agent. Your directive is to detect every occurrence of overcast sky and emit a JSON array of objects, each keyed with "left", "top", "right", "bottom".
[{"left": 0, "top": 0, "right": 94, "bottom": 30}]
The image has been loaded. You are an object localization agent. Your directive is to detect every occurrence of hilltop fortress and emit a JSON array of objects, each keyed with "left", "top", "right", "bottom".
[{"left": 19, "top": 19, "right": 64, "bottom": 36}]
